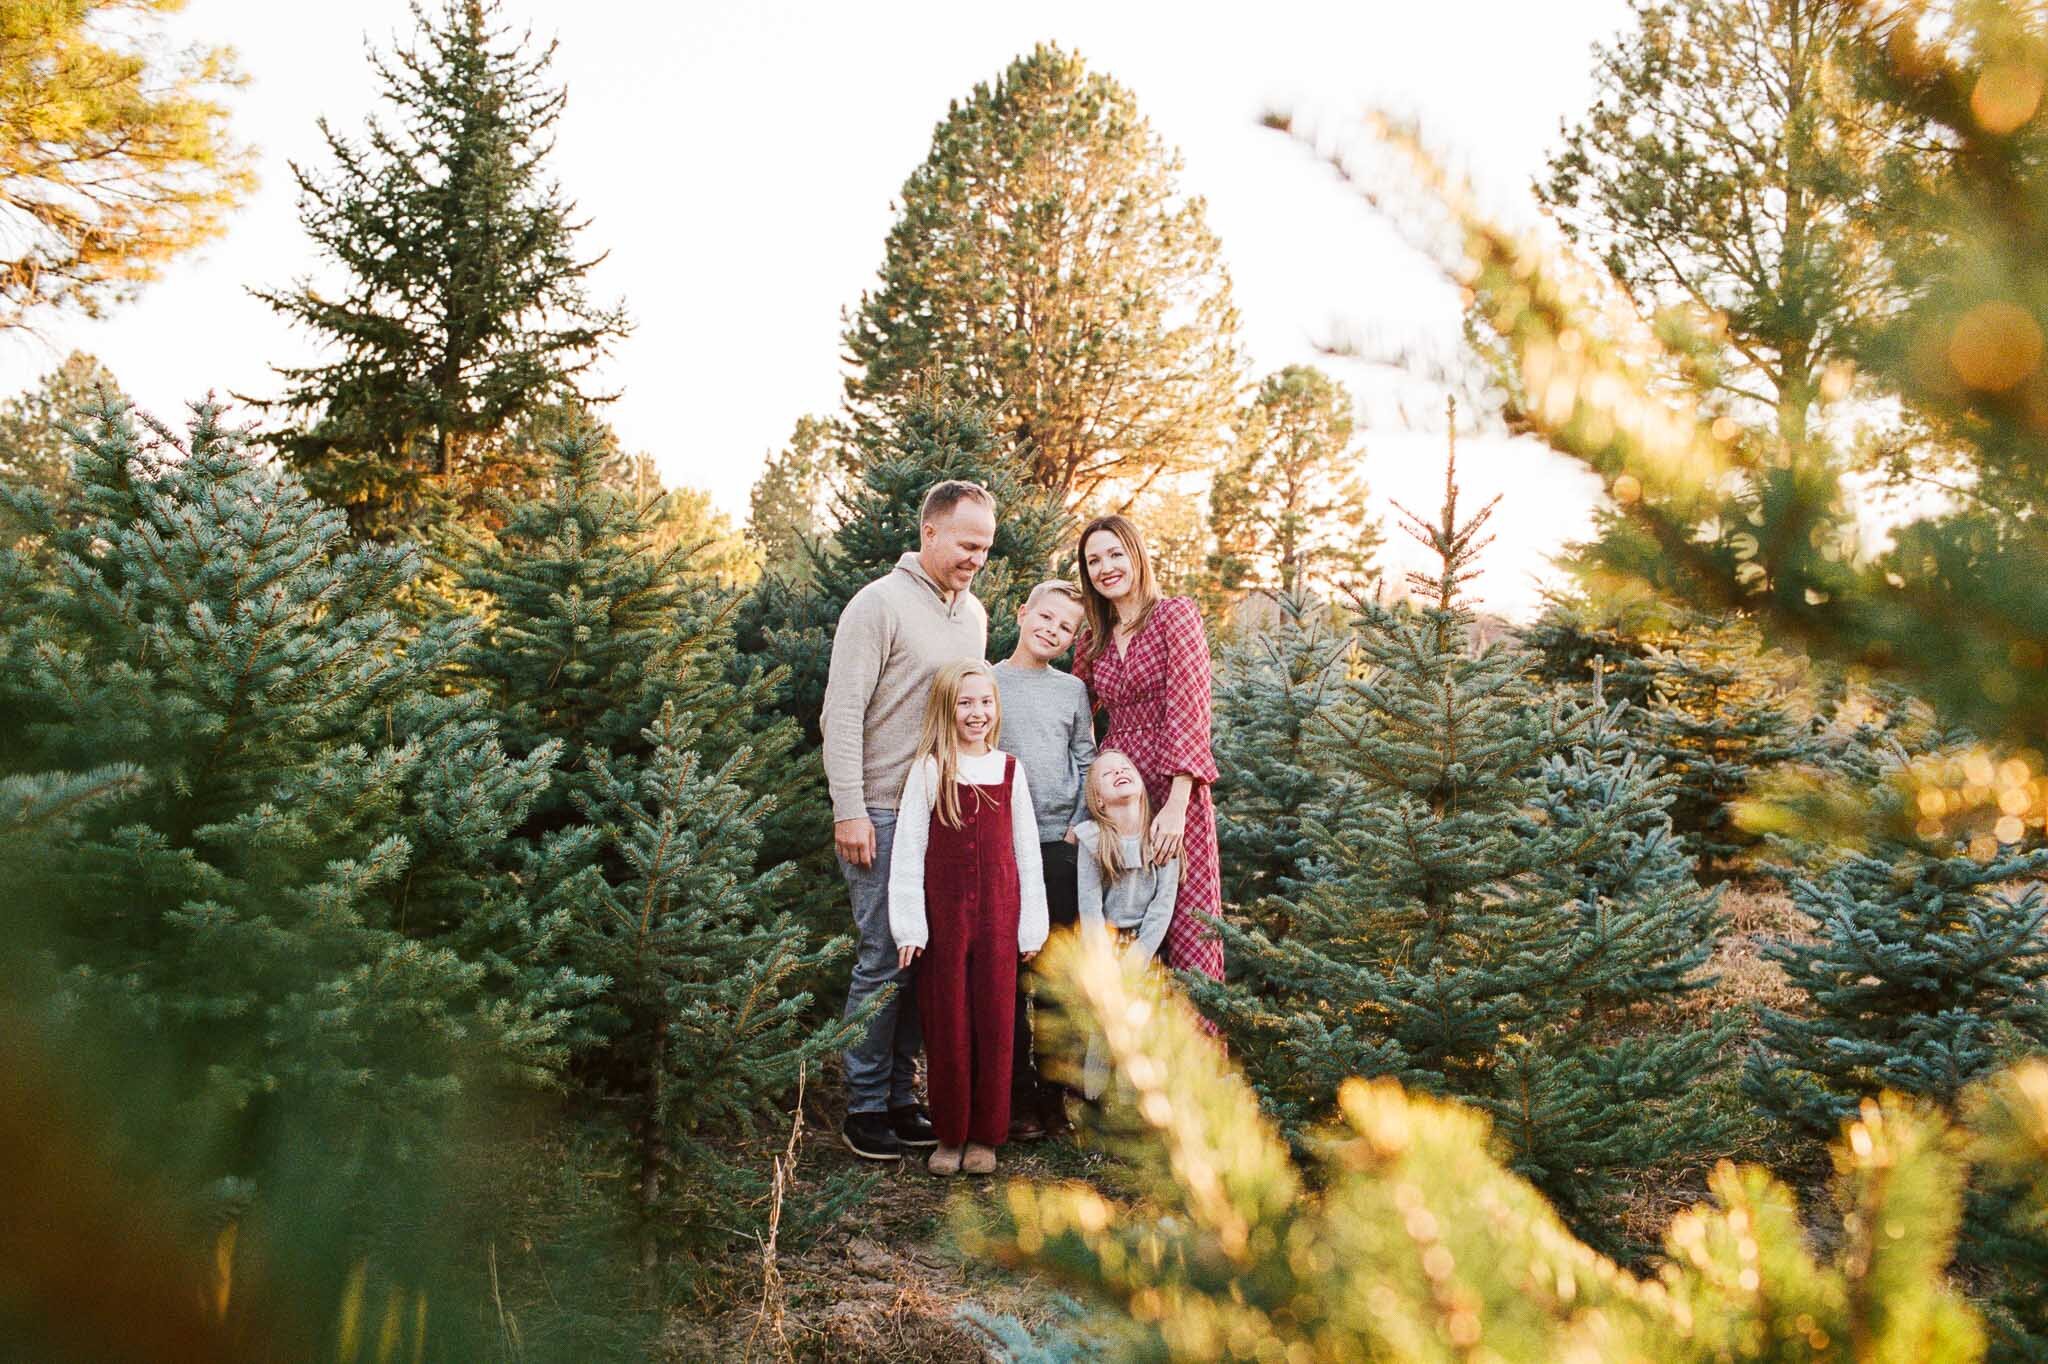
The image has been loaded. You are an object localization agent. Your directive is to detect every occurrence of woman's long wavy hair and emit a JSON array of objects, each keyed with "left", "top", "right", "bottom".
[
  {"left": 1076, "top": 514, "right": 1160, "bottom": 664},
  {"left": 908, "top": 659, "right": 1003, "bottom": 830}
]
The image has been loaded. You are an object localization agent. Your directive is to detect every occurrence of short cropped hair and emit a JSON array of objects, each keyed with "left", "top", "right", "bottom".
[
  {"left": 1023, "top": 579, "right": 1085, "bottom": 612},
  {"left": 919, "top": 479, "right": 996, "bottom": 526}
]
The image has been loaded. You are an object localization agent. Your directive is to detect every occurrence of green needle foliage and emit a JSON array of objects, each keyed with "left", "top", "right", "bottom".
[
  {"left": 456, "top": 423, "right": 857, "bottom": 1269},
  {"left": 569, "top": 702, "right": 856, "bottom": 1273},
  {"left": 843, "top": 43, "right": 1243, "bottom": 506},
  {"left": 0, "top": 392, "right": 583, "bottom": 1298},
  {"left": 1641, "top": 614, "right": 1817, "bottom": 864},
  {"left": 1202, "top": 449, "right": 1726, "bottom": 1243},
  {"left": 253, "top": 0, "right": 628, "bottom": 542},
  {"left": 1745, "top": 746, "right": 2048, "bottom": 1139},
  {"left": 1210, "top": 590, "right": 1355, "bottom": 916},
  {"left": 972, "top": 929, "right": 1989, "bottom": 1363}
]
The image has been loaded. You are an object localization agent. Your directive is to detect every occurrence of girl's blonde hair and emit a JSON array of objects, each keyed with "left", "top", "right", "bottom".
[
  {"left": 1077, "top": 515, "right": 1161, "bottom": 663},
  {"left": 911, "top": 659, "right": 1004, "bottom": 830},
  {"left": 1084, "top": 748, "right": 1156, "bottom": 882}
]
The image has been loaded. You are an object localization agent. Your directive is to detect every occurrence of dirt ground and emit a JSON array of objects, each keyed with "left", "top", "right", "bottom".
[
  {"left": 667, "top": 875, "right": 1818, "bottom": 1363},
  {"left": 665, "top": 1082, "right": 1120, "bottom": 1364}
]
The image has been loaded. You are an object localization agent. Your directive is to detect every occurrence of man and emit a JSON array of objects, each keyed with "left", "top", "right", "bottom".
[{"left": 822, "top": 479, "right": 996, "bottom": 1160}]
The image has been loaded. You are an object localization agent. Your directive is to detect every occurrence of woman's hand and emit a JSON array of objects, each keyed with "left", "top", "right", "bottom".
[
  {"left": 1021, "top": 949, "right": 1038, "bottom": 964},
  {"left": 898, "top": 944, "right": 922, "bottom": 970},
  {"left": 1149, "top": 799, "right": 1187, "bottom": 865}
]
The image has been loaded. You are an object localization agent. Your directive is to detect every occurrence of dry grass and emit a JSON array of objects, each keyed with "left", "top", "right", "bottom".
[
  {"left": 1677, "top": 874, "right": 1812, "bottom": 1032},
  {"left": 667, "top": 1077, "right": 1111, "bottom": 1364}
]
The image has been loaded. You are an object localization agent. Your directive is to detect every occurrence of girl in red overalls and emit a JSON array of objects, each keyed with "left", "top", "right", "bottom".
[{"left": 888, "top": 660, "right": 1051, "bottom": 1175}]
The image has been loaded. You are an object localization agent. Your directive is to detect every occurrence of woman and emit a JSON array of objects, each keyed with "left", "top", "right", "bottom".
[{"left": 1070, "top": 514, "right": 1224, "bottom": 984}]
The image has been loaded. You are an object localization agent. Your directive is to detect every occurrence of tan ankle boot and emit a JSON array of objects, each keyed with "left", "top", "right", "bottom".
[
  {"left": 927, "top": 1143, "right": 963, "bottom": 1175},
  {"left": 962, "top": 1143, "right": 997, "bottom": 1175}
]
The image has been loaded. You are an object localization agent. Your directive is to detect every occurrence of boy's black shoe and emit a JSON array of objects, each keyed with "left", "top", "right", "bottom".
[
  {"left": 888, "top": 1104, "right": 939, "bottom": 1148},
  {"left": 841, "top": 1112, "right": 904, "bottom": 1162}
]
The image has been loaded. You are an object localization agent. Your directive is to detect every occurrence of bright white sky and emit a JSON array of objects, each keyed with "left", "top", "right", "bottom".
[{"left": 1, "top": 0, "right": 1638, "bottom": 618}]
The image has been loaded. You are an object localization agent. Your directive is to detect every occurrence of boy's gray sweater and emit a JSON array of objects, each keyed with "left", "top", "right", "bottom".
[{"left": 994, "top": 659, "right": 1096, "bottom": 842}]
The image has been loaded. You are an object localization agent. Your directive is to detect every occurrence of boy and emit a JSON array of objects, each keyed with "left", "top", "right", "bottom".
[{"left": 992, "top": 580, "right": 1096, "bottom": 1138}]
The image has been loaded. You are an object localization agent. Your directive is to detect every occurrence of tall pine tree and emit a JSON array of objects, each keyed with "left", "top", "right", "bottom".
[
  {"left": 1542, "top": 0, "right": 1900, "bottom": 451},
  {"left": 843, "top": 44, "right": 1243, "bottom": 506},
  {"left": 1208, "top": 365, "right": 1380, "bottom": 599},
  {"left": 253, "top": 0, "right": 628, "bottom": 541}
]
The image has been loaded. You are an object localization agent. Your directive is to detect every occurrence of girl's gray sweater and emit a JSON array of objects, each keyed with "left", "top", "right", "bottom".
[{"left": 1073, "top": 820, "right": 1179, "bottom": 963}]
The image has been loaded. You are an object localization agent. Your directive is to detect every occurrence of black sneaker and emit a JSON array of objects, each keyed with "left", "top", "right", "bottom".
[
  {"left": 888, "top": 1104, "right": 939, "bottom": 1149},
  {"left": 841, "top": 1111, "right": 904, "bottom": 1162}
]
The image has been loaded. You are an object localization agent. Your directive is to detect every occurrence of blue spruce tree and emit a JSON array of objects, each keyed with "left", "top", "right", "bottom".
[{"left": 1202, "top": 435, "right": 1727, "bottom": 1245}]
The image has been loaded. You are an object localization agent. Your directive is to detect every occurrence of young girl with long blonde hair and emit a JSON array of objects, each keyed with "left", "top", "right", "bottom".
[
  {"left": 1072, "top": 748, "right": 1181, "bottom": 1096},
  {"left": 887, "top": 659, "right": 1049, "bottom": 1175}
]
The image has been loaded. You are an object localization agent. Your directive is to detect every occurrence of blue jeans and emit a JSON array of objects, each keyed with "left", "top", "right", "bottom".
[{"left": 840, "top": 808, "right": 921, "bottom": 1114}]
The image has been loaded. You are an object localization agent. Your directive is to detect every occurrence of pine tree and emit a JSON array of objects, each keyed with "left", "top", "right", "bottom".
[
  {"left": 1744, "top": 748, "right": 2048, "bottom": 1139},
  {"left": 0, "top": 0, "right": 254, "bottom": 331},
  {"left": 1208, "top": 365, "right": 1380, "bottom": 599},
  {"left": 1202, "top": 438, "right": 1725, "bottom": 1241},
  {"left": 968, "top": 930, "right": 1990, "bottom": 1363},
  {"left": 456, "top": 424, "right": 743, "bottom": 804},
  {"left": 569, "top": 702, "right": 853, "bottom": 1272},
  {"left": 253, "top": 0, "right": 629, "bottom": 541},
  {"left": 1209, "top": 590, "right": 1353, "bottom": 915},
  {"left": 1641, "top": 613, "right": 1815, "bottom": 864},
  {"left": 0, "top": 351, "right": 127, "bottom": 516},
  {"left": 1542, "top": 0, "right": 1899, "bottom": 451},
  {"left": 455, "top": 425, "right": 855, "bottom": 1265},
  {"left": 747, "top": 413, "right": 841, "bottom": 579},
  {"left": 843, "top": 44, "right": 1243, "bottom": 506},
  {"left": 0, "top": 391, "right": 579, "bottom": 1212}
]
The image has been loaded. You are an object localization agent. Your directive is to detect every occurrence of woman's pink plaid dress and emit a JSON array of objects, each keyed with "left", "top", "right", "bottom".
[{"left": 1072, "top": 596, "right": 1225, "bottom": 982}]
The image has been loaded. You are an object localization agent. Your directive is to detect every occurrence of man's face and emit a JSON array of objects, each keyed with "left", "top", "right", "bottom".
[
  {"left": 922, "top": 499, "right": 996, "bottom": 593},
  {"left": 1016, "top": 595, "right": 1083, "bottom": 661}
]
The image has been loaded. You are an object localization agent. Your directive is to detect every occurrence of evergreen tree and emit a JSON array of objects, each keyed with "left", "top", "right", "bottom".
[
  {"left": 1209, "top": 590, "right": 1352, "bottom": 915},
  {"left": 569, "top": 702, "right": 854, "bottom": 1272},
  {"left": 1208, "top": 365, "right": 1380, "bottom": 598},
  {"left": 0, "top": 391, "right": 579, "bottom": 1218},
  {"left": 971, "top": 930, "right": 1989, "bottom": 1363},
  {"left": 1745, "top": 748, "right": 2048, "bottom": 1139},
  {"left": 253, "top": 0, "right": 629, "bottom": 541},
  {"left": 1542, "top": 0, "right": 1899, "bottom": 450},
  {"left": 1640, "top": 613, "right": 1814, "bottom": 864},
  {"left": 456, "top": 426, "right": 855, "bottom": 1266},
  {"left": 0, "top": 0, "right": 254, "bottom": 331},
  {"left": 1202, "top": 446, "right": 1725, "bottom": 1242},
  {"left": 747, "top": 413, "right": 841, "bottom": 579},
  {"left": 843, "top": 44, "right": 1243, "bottom": 506},
  {"left": 456, "top": 424, "right": 769, "bottom": 814},
  {"left": 0, "top": 351, "right": 126, "bottom": 515},
  {"left": 1122, "top": 483, "right": 1216, "bottom": 607}
]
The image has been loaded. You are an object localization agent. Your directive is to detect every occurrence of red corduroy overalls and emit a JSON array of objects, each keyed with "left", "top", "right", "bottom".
[{"left": 919, "top": 754, "right": 1022, "bottom": 1149}]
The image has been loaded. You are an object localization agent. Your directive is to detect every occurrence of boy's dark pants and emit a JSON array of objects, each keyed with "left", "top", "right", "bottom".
[{"left": 1013, "top": 840, "right": 1080, "bottom": 1117}]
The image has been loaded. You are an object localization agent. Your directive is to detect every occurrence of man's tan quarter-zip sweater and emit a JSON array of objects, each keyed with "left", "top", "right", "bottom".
[{"left": 821, "top": 552, "right": 989, "bottom": 823}]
